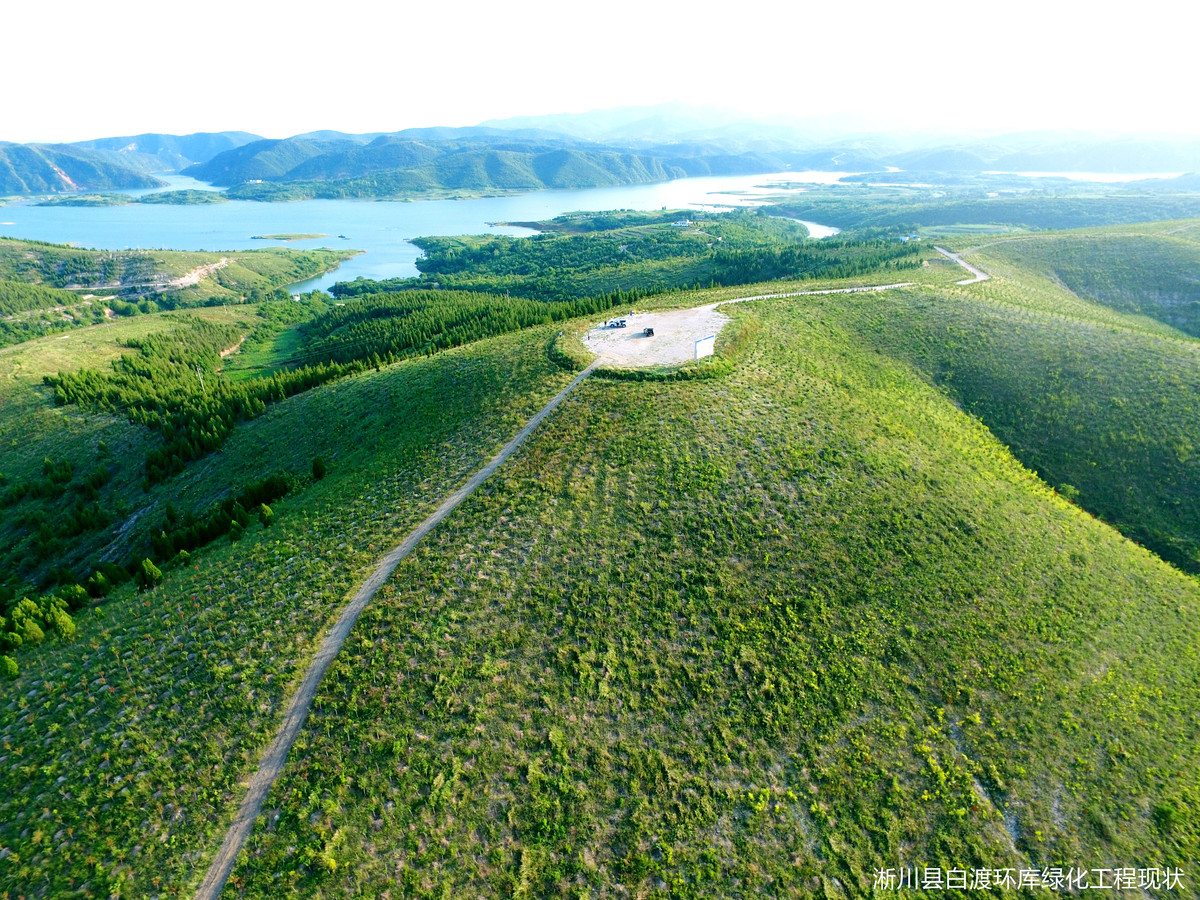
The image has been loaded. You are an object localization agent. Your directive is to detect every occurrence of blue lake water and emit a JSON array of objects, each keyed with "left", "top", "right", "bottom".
[{"left": 0, "top": 172, "right": 845, "bottom": 293}]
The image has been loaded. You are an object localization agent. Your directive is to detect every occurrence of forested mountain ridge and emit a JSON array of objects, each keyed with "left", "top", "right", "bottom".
[
  {"left": 66, "top": 131, "right": 262, "bottom": 173},
  {"left": 7, "top": 108, "right": 1200, "bottom": 199},
  {"left": 0, "top": 143, "right": 165, "bottom": 193},
  {"left": 183, "top": 135, "right": 792, "bottom": 198}
]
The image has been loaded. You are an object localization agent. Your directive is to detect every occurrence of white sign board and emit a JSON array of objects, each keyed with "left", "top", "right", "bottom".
[{"left": 695, "top": 335, "right": 716, "bottom": 360}]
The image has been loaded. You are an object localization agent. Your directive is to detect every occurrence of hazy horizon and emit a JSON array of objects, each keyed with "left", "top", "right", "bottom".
[
  {"left": 6, "top": 0, "right": 1195, "bottom": 145},
  {"left": 7, "top": 104, "right": 1200, "bottom": 150}
]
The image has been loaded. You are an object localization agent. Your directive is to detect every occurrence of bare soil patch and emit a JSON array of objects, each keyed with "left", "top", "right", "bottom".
[{"left": 584, "top": 306, "right": 730, "bottom": 368}]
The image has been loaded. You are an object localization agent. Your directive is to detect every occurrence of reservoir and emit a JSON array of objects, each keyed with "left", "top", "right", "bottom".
[{"left": 0, "top": 172, "right": 845, "bottom": 293}]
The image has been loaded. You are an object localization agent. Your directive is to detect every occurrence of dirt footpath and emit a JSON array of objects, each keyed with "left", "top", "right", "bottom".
[{"left": 584, "top": 305, "right": 729, "bottom": 367}]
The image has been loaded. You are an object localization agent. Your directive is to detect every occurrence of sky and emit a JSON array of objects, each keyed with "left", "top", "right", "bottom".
[{"left": 4, "top": 0, "right": 1196, "bottom": 143}]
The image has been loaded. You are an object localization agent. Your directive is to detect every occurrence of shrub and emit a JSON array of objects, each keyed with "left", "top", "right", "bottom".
[
  {"left": 57, "top": 583, "right": 90, "bottom": 612},
  {"left": 1058, "top": 484, "right": 1081, "bottom": 503},
  {"left": 47, "top": 607, "right": 75, "bottom": 640},
  {"left": 85, "top": 570, "right": 112, "bottom": 597},
  {"left": 259, "top": 503, "right": 274, "bottom": 527},
  {"left": 1, "top": 655, "right": 16, "bottom": 679},
  {"left": 136, "top": 558, "right": 163, "bottom": 591},
  {"left": 20, "top": 619, "right": 44, "bottom": 646},
  {"left": 1153, "top": 803, "right": 1179, "bottom": 833},
  {"left": 10, "top": 598, "right": 40, "bottom": 630},
  {"left": 312, "top": 456, "right": 327, "bottom": 481}
]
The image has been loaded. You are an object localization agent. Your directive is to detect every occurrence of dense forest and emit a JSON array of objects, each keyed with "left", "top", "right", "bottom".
[
  {"left": 184, "top": 135, "right": 794, "bottom": 200},
  {"left": 332, "top": 209, "right": 921, "bottom": 302}
]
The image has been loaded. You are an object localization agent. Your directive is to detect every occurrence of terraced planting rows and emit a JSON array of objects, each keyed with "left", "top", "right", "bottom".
[
  {"left": 0, "top": 328, "right": 577, "bottom": 897},
  {"left": 891, "top": 223, "right": 1200, "bottom": 572},
  {"left": 3, "top": 219, "right": 1200, "bottom": 899},
  {"left": 219, "top": 299, "right": 1200, "bottom": 897},
  {"left": 957, "top": 226, "right": 1200, "bottom": 339}
]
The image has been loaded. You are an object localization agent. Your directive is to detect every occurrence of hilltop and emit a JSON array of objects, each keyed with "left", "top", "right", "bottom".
[{"left": 0, "top": 207, "right": 1198, "bottom": 897}]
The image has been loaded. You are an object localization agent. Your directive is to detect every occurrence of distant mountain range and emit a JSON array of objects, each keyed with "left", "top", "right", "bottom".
[
  {"left": 2, "top": 106, "right": 1198, "bottom": 198},
  {"left": 0, "top": 132, "right": 259, "bottom": 194},
  {"left": 182, "top": 135, "right": 796, "bottom": 200},
  {"left": 70, "top": 131, "right": 262, "bottom": 173}
]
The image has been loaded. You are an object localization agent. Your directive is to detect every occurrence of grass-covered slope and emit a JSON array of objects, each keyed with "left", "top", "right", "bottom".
[
  {"left": 4, "top": 217, "right": 1200, "bottom": 898},
  {"left": 812, "top": 285, "right": 1200, "bottom": 574},
  {"left": 867, "top": 222, "right": 1200, "bottom": 573},
  {"left": 0, "top": 326, "right": 579, "bottom": 898},
  {"left": 0, "top": 237, "right": 353, "bottom": 300},
  {"left": 219, "top": 298, "right": 1200, "bottom": 898},
  {"left": 959, "top": 222, "right": 1200, "bottom": 338}
]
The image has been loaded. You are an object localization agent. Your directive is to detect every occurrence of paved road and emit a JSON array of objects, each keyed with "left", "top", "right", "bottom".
[{"left": 193, "top": 361, "right": 598, "bottom": 900}]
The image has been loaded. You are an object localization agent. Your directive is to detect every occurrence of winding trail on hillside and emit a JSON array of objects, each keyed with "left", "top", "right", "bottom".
[
  {"left": 934, "top": 245, "right": 991, "bottom": 284},
  {"left": 194, "top": 264, "right": 990, "bottom": 898},
  {"left": 194, "top": 360, "right": 597, "bottom": 900}
]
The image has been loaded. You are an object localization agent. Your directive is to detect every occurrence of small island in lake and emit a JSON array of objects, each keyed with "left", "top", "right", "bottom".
[
  {"left": 36, "top": 190, "right": 227, "bottom": 207},
  {"left": 137, "top": 190, "right": 228, "bottom": 205},
  {"left": 251, "top": 232, "right": 329, "bottom": 241}
]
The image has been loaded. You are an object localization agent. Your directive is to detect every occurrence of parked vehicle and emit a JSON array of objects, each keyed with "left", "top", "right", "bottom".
[{"left": 644, "top": 327, "right": 654, "bottom": 337}]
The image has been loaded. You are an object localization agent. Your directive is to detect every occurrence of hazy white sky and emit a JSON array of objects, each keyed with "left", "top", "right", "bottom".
[{"left": 4, "top": 0, "right": 1195, "bottom": 143}]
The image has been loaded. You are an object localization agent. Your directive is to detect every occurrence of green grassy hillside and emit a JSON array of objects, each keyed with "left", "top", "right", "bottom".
[
  {"left": 0, "top": 326, "right": 579, "bottom": 898},
  {"left": 0, "top": 238, "right": 353, "bottom": 299},
  {"left": 874, "top": 222, "right": 1200, "bottom": 572},
  {"left": 956, "top": 223, "right": 1200, "bottom": 338},
  {"left": 220, "top": 297, "right": 1200, "bottom": 898},
  {"left": 2, "top": 217, "right": 1199, "bottom": 899}
]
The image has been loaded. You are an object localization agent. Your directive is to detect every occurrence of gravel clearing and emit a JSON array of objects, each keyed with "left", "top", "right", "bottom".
[
  {"left": 584, "top": 305, "right": 730, "bottom": 367},
  {"left": 582, "top": 280, "right": 921, "bottom": 368}
]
